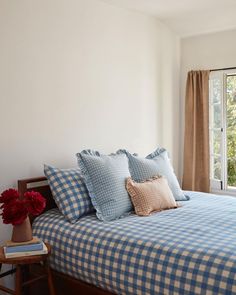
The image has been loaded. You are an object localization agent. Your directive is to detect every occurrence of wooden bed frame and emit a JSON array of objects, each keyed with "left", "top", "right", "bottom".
[{"left": 18, "top": 176, "right": 114, "bottom": 295}]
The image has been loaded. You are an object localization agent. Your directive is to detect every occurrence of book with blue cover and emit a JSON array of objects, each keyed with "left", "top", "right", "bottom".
[
  {"left": 4, "top": 242, "right": 48, "bottom": 258},
  {"left": 5, "top": 241, "right": 44, "bottom": 253}
]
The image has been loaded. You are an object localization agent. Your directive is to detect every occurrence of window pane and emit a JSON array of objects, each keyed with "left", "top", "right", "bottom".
[
  {"left": 213, "top": 104, "right": 221, "bottom": 128},
  {"left": 210, "top": 130, "right": 221, "bottom": 155},
  {"left": 227, "top": 75, "right": 236, "bottom": 187},
  {"left": 209, "top": 72, "right": 228, "bottom": 190},
  {"left": 210, "top": 78, "right": 221, "bottom": 104},
  {"left": 213, "top": 156, "right": 221, "bottom": 180}
]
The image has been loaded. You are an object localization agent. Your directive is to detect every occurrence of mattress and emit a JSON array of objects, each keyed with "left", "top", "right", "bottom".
[{"left": 33, "top": 191, "right": 236, "bottom": 295}]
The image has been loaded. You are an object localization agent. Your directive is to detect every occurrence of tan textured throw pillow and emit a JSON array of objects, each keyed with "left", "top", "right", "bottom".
[{"left": 126, "top": 176, "right": 178, "bottom": 216}]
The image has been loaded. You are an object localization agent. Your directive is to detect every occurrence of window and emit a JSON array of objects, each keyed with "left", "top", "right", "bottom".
[{"left": 209, "top": 69, "right": 236, "bottom": 193}]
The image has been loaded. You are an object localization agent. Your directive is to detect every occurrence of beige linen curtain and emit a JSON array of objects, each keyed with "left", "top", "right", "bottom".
[{"left": 182, "top": 70, "right": 210, "bottom": 192}]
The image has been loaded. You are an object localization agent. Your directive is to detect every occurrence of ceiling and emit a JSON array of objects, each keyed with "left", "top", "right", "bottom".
[{"left": 101, "top": 0, "right": 236, "bottom": 37}]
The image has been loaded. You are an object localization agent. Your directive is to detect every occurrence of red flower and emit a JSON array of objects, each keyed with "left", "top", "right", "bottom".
[
  {"left": 0, "top": 189, "right": 19, "bottom": 204},
  {"left": 0, "top": 188, "right": 46, "bottom": 225},
  {"left": 24, "top": 191, "right": 46, "bottom": 216},
  {"left": 1, "top": 200, "right": 28, "bottom": 225}
]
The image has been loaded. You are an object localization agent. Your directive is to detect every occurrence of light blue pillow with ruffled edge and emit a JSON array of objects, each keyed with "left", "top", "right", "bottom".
[
  {"left": 118, "top": 148, "right": 189, "bottom": 201},
  {"left": 76, "top": 150, "right": 133, "bottom": 221}
]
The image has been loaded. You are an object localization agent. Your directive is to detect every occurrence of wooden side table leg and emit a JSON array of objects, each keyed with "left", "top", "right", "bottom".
[
  {"left": 15, "top": 265, "right": 22, "bottom": 295},
  {"left": 45, "top": 261, "right": 55, "bottom": 295},
  {"left": 23, "top": 264, "right": 30, "bottom": 295}
]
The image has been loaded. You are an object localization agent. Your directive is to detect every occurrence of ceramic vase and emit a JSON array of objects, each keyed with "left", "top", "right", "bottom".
[{"left": 11, "top": 216, "right": 33, "bottom": 243}]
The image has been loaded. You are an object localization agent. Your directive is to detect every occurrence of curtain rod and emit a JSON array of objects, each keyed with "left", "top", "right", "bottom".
[{"left": 210, "top": 66, "right": 236, "bottom": 72}]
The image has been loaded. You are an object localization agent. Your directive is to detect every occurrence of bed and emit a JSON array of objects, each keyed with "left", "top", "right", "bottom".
[{"left": 18, "top": 177, "right": 236, "bottom": 295}]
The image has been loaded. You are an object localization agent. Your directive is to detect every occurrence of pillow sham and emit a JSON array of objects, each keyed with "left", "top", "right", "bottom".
[
  {"left": 76, "top": 150, "right": 133, "bottom": 221},
  {"left": 44, "top": 165, "right": 93, "bottom": 223},
  {"left": 126, "top": 176, "right": 178, "bottom": 216},
  {"left": 119, "top": 148, "right": 189, "bottom": 201}
]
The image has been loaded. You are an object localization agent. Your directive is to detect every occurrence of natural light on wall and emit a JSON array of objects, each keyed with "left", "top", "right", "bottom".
[{"left": 209, "top": 69, "right": 236, "bottom": 193}]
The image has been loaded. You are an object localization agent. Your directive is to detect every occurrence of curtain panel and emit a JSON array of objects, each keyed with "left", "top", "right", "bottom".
[{"left": 183, "top": 70, "right": 210, "bottom": 192}]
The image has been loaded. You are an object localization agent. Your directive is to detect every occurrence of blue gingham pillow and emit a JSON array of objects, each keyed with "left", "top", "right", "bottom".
[
  {"left": 76, "top": 150, "right": 133, "bottom": 221},
  {"left": 44, "top": 165, "right": 93, "bottom": 223},
  {"left": 118, "top": 148, "right": 189, "bottom": 201}
]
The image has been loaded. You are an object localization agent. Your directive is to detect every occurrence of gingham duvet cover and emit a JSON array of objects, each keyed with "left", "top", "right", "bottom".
[{"left": 33, "top": 191, "right": 236, "bottom": 295}]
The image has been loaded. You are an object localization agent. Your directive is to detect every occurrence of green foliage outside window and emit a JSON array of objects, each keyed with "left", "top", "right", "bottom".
[{"left": 227, "top": 76, "right": 236, "bottom": 186}]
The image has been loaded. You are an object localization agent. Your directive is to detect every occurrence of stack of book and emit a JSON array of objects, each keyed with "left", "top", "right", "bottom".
[{"left": 4, "top": 237, "right": 48, "bottom": 258}]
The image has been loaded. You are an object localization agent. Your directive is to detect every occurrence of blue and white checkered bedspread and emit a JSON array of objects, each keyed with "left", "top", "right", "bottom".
[{"left": 33, "top": 191, "right": 236, "bottom": 294}]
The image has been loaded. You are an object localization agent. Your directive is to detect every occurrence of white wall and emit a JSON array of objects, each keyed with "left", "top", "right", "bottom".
[
  {"left": 0, "top": 0, "right": 180, "bottom": 244},
  {"left": 180, "top": 29, "right": 236, "bottom": 181}
]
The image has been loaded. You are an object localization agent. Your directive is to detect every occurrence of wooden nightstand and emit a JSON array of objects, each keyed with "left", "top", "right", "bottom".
[{"left": 0, "top": 243, "right": 55, "bottom": 295}]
